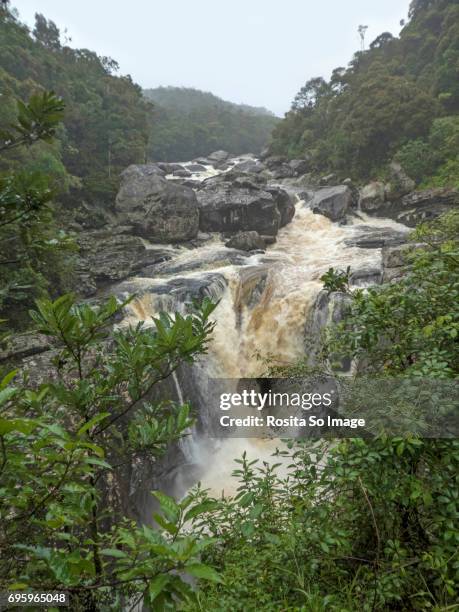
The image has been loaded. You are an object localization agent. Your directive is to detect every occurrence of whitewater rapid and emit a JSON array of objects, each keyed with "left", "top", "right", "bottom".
[{"left": 121, "top": 158, "right": 408, "bottom": 497}]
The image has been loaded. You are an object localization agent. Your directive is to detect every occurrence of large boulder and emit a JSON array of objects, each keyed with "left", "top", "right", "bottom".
[
  {"left": 289, "top": 159, "right": 309, "bottom": 175},
  {"left": 266, "top": 186, "right": 295, "bottom": 227},
  {"left": 196, "top": 180, "right": 283, "bottom": 236},
  {"left": 225, "top": 231, "right": 266, "bottom": 251},
  {"left": 208, "top": 150, "right": 230, "bottom": 166},
  {"left": 311, "top": 186, "right": 353, "bottom": 222},
  {"left": 360, "top": 182, "right": 386, "bottom": 213},
  {"left": 115, "top": 164, "right": 199, "bottom": 242},
  {"left": 76, "top": 231, "right": 172, "bottom": 296},
  {"left": 385, "top": 162, "right": 415, "bottom": 202},
  {"left": 392, "top": 188, "right": 459, "bottom": 227},
  {"left": 233, "top": 159, "right": 265, "bottom": 174}
]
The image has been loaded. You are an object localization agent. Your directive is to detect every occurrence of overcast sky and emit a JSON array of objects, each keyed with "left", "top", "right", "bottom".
[{"left": 12, "top": 0, "right": 411, "bottom": 116}]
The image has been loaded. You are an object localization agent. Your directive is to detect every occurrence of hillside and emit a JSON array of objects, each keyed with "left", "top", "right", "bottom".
[
  {"left": 270, "top": 0, "right": 459, "bottom": 186},
  {"left": 144, "top": 86, "right": 279, "bottom": 162},
  {"left": 0, "top": 10, "right": 152, "bottom": 209}
]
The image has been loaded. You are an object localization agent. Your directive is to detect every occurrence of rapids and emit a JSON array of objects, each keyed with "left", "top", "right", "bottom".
[{"left": 120, "top": 157, "right": 409, "bottom": 498}]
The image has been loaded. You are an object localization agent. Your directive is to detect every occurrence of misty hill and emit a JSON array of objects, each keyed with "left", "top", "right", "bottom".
[{"left": 144, "top": 86, "right": 279, "bottom": 162}]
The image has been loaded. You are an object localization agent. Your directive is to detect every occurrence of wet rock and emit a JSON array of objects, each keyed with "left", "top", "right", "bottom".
[
  {"left": 392, "top": 188, "right": 459, "bottom": 227},
  {"left": 385, "top": 162, "right": 415, "bottom": 201},
  {"left": 193, "top": 157, "right": 211, "bottom": 165},
  {"left": 140, "top": 249, "right": 249, "bottom": 278},
  {"left": 266, "top": 186, "right": 295, "bottom": 227},
  {"left": 157, "top": 162, "right": 182, "bottom": 174},
  {"left": 289, "top": 159, "right": 309, "bottom": 175},
  {"left": 172, "top": 168, "right": 192, "bottom": 178},
  {"left": 115, "top": 164, "right": 199, "bottom": 242},
  {"left": 350, "top": 267, "right": 382, "bottom": 286},
  {"left": 311, "top": 186, "right": 353, "bottom": 222},
  {"left": 381, "top": 242, "right": 426, "bottom": 283},
  {"left": 225, "top": 231, "right": 266, "bottom": 251},
  {"left": 382, "top": 242, "right": 425, "bottom": 269},
  {"left": 196, "top": 180, "right": 281, "bottom": 236},
  {"left": 259, "top": 146, "right": 271, "bottom": 160},
  {"left": 305, "top": 290, "right": 353, "bottom": 370},
  {"left": 114, "top": 274, "right": 228, "bottom": 307},
  {"left": 233, "top": 159, "right": 265, "bottom": 174},
  {"left": 77, "top": 231, "right": 172, "bottom": 292},
  {"left": 264, "top": 155, "right": 288, "bottom": 169},
  {"left": 342, "top": 178, "right": 353, "bottom": 186},
  {"left": 271, "top": 164, "right": 296, "bottom": 179},
  {"left": 208, "top": 150, "right": 230, "bottom": 166},
  {"left": 360, "top": 182, "right": 386, "bottom": 213},
  {"left": 186, "top": 164, "right": 207, "bottom": 173},
  {"left": 345, "top": 226, "right": 408, "bottom": 249},
  {"left": 319, "top": 173, "right": 337, "bottom": 186}
]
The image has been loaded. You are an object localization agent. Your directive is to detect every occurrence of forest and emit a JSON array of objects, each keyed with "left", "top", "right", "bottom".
[
  {"left": 0, "top": 0, "right": 458, "bottom": 610},
  {"left": 270, "top": 0, "right": 459, "bottom": 186},
  {"left": 145, "top": 87, "right": 279, "bottom": 162}
]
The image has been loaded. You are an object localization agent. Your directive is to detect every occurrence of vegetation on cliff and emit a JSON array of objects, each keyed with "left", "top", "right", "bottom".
[{"left": 270, "top": 0, "right": 459, "bottom": 186}]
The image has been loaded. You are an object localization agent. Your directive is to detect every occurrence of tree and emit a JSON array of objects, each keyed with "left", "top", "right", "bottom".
[
  {"left": 33, "top": 13, "right": 61, "bottom": 49},
  {"left": 0, "top": 294, "right": 221, "bottom": 609}
]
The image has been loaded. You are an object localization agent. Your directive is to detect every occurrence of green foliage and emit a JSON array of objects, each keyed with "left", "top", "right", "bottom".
[
  {"left": 187, "top": 437, "right": 459, "bottom": 611},
  {"left": 0, "top": 90, "right": 76, "bottom": 329},
  {"left": 327, "top": 211, "right": 459, "bottom": 377},
  {"left": 0, "top": 90, "right": 64, "bottom": 152},
  {"left": 270, "top": 0, "right": 459, "bottom": 181},
  {"left": 145, "top": 87, "right": 279, "bottom": 162},
  {"left": 0, "top": 10, "right": 151, "bottom": 208},
  {"left": 0, "top": 294, "right": 219, "bottom": 609},
  {"left": 320, "top": 266, "right": 351, "bottom": 294},
  {"left": 394, "top": 116, "right": 459, "bottom": 187},
  {"left": 189, "top": 211, "right": 459, "bottom": 611}
]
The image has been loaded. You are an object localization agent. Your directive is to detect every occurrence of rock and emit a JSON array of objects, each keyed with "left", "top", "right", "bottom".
[
  {"left": 186, "top": 164, "right": 207, "bottom": 173},
  {"left": 157, "top": 163, "right": 182, "bottom": 174},
  {"left": 208, "top": 150, "right": 230, "bottom": 166},
  {"left": 77, "top": 232, "right": 172, "bottom": 291},
  {"left": 233, "top": 159, "right": 265, "bottom": 174},
  {"left": 305, "top": 290, "right": 353, "bottom": 370},
  {"left": 393, "top": 188, "right": 459, "bottom": 227},
  {"left": 298, "top": 190, "right": 315, "bottom": 204},
  {"left": 172, "top": 168, "right": 192, "bottom": 178},
  {"left": 350, "top": 267, "right": 382, "bottom": 286},
  {"left": 225, "top": 231, "right": 266, "bottom": 251},
  {"left": 289, "top": 159, "right": 309, "bottom": 175},
  {"left": 342, "top": 178, "right": 353, "bottom": 186},
  {"left": 311, "top": 186, "right": 353, "bottom": 222},
  {"left": 360, "top": 182, "right": 386, "bottom": 213},
  {"left": 193, "top": 157, "right": 211, "bottom": 165},
  {"left": 196, "top": 180, "right": 281, "bottom": 236},
  {"left": 115, "top": 164, "right": 199, "bottom": 242},
  {"left": 259, "top": 146, "right": 271, "bottom": 160},
  {"left": 385, "top": 162, "right": 415, "bottom": 201},
  {"left": 264, "top": 155, "right": 288, "bottom": 169},
  {"left": 381, "top": 242, "right": 427, "bottom": 282},
  {"left": 0, "top": 333, "right": 53, "bottom": 363},
  {"left": 271, "top": 164, "right": 296, "bottom": 179},
  {"left": 345, "top": 226, "right": 408, "bottom": 249},
  {"left": 261, "top": 235, "right": 276, "bottom": 245},
  {"left": 319, "top": 173, "right": 337, "bottom": 186},
  {"left": 266, "top": 186, "right": 295, "bottom": 227},
  {"left": 382, "top": 242, "right": 425, "bottom": 269},
  {"left": 114, "top": 273, "right": 228, "bottom": 307}
]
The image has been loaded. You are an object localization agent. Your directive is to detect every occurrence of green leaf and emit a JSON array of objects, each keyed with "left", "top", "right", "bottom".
[{"left": 184, "top": 563, "right": 223, "bottom": 583}]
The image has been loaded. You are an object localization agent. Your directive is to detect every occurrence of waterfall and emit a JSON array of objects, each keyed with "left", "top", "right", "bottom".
[{"left": 120, "top": 159, "right": 409, "bottom": 498}]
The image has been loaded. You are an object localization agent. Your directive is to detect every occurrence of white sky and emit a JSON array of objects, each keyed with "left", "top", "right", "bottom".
[{"left": 12, "top": 0, "right": 411, "bottom": 116}]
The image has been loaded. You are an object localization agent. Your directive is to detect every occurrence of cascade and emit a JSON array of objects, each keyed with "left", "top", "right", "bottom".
[{"left": 120, "top": 157, "right": 409, "bottom": 498}]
